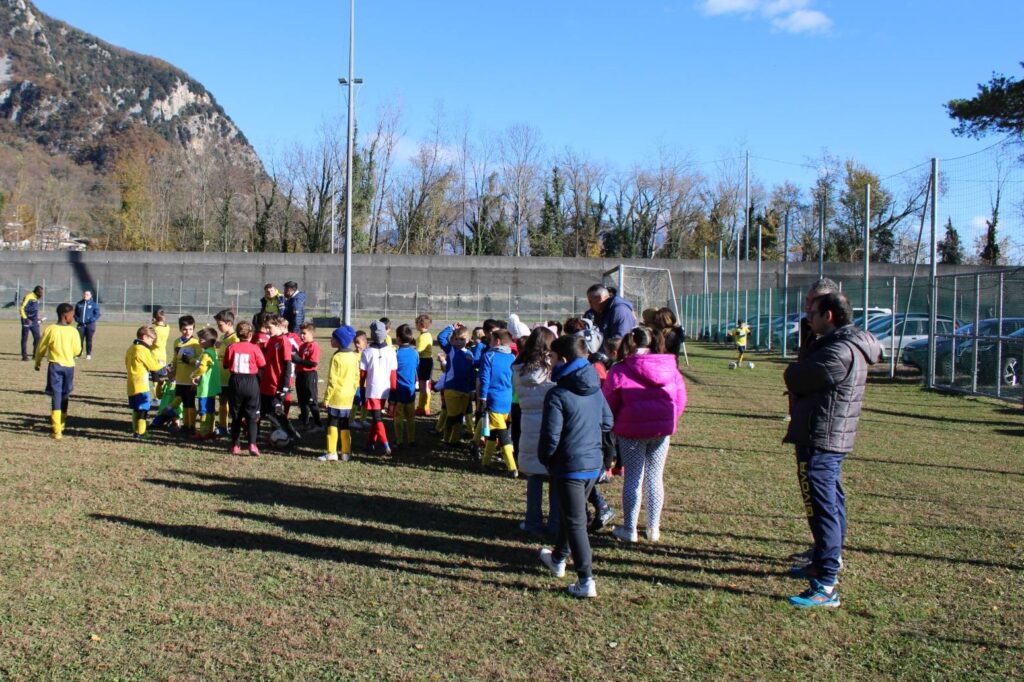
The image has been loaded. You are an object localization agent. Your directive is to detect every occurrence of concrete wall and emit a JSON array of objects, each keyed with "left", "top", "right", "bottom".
[{"left": 0, "top": 250, "right": 988, "bottom": 324}]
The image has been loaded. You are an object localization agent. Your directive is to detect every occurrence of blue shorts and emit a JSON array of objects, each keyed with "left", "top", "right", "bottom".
[
  {"left": 197, "top": 396, "right": 217, "bottom": 415},
  {"left": 128, "top": 392, "right": 152, "bottom": 412},
  {"left": 327, "top": 407, "right": 353, "bottom": 419},
  {"left": 45, "top": 364, "right": 74, "bottom": 410}
]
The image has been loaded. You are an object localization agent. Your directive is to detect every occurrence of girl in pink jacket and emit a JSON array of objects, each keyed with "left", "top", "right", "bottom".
[{"left": 602, "top": 327, "right": 687, "bottom": 542}]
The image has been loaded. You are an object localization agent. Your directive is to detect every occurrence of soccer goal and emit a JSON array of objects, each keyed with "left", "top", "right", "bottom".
[{"left": 601, "top": 264, "right": 688, "bottom": 366}]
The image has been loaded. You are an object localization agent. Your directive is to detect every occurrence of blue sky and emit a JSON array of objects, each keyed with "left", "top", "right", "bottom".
[{"left": 31, "top": 0, "right": 1024, "bottom": 191}]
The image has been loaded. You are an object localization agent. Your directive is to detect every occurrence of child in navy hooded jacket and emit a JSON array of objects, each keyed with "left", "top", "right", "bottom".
[
  {"left": 479, "top": 328, "right": 518, "bottom": 475},
  {"left": 537, "top": 335, "right": 613, "bottom": 598}
]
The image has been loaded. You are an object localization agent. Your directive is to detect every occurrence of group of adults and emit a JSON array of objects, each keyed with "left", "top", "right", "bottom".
[
  {"left": 256, "top": 281, "right": 307, "bottom": 332},
  {"left": 20, "top": 286, "right": 102, "bottom": 361}
]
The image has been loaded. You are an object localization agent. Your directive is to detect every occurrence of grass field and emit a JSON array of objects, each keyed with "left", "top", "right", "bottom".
[{"left": 1, "top": 321, "right": 1022, "bottom": 680}]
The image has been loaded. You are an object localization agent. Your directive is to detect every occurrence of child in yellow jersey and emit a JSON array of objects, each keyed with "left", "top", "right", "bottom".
[
  {"left": 318, "top": 325, "right": 361, "bottom": 462},
  {"left": 153, "top": 315, "right": 200, "bottom": 430},
  {"left": 150, "top": 307, "right": 172, "bottom": 366},
  {"left": 125, "top": 326, "right": 169, "bottom": 439},
  {"left": 727, "top": 319, "right": 751, "bottom": 366},
  {"left": 190, "top": 328, "right": 222, "bottom": 440},
  {"left": 213, "top": 309, "right": 239, "bottom": 434},
  {"left": 34, "top": 302, "right": 82, "bottom": 439},
  {"left": 414, "top": 313, "right": 434, "bottom": 416}
]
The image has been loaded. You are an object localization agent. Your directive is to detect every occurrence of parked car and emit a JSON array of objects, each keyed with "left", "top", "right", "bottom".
[
  {"left": 903, "top": 317, "right": 1024, "bottom": 376},
  {"left": 870, "top": 314, "right": 960, "bottom": 363},
  {"left": 972, "top": 326, "right": 1024, "bottom": 386}
]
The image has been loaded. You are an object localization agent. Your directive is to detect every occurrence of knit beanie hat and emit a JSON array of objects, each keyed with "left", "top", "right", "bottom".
[
  {"left": 369, "top": 320, "right": 388, "bottom": 345},
  {"left": 332, "top": 325, "right": 356, "bottom": 349}
]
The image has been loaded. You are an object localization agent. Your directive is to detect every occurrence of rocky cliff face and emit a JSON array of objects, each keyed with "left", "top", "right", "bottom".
[{"left": 0, "top": 0, "right": 263, "bottom": 173}]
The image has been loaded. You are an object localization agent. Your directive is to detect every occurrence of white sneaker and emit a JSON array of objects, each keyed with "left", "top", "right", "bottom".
[
  {"left": 86, "top": 355, "right": 92, "bottom": 360},
  {"left": 646, "top": 527, "right": 661, "bottom": 543},
  {"left": 316, "top": 453, "right": 339, "bottom": 462},
  {"left": 612, "top": 526, "right": 638, "bottom": 543},
  {"left": 341, "top": 453, "right": 351, "bottom": 462},
  {"left": 566, "top": 578, "right": 597, "bottom": 599},
  {"left": 538, "top": 548, "right": 566, "bottom": 577}
]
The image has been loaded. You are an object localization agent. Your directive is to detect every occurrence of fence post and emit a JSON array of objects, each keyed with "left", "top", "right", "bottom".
[
  {"left": 41, "top": 278, "right": 46, "bottom": 313},
  {"left": 766, "top": 288, "right": 772, "bottom": 351},
  {"left": 996, "top": 272, "right": 1005, "bottom": 397},
  {"left": 235, "top": 282, "right": 240, "bottom": 314},
  {"left": 949, "top": 276, "right": 958, "bottom": 385},
  {"left": 890, "top": 276, "right": 897, "bottom": 378},
  {"left": 476, "top": 285, "right": 480, "bottom": 323},
  {"left": 414, "top": 285, "right": 419, "bottom": 317},
  {"left": 539, "top": 286, "right": 544, "bottom": 325},
  {"left": 150, "top": 280, "right": 154, "bottom": 313},
  {"left": 445, "top": 285, "right": 449, "bottom": 322},
  {"left": 971, "top": 274, "right": 980, "bottom": 393},
  {"left": 69, "top": 274, "right": 73, "bottom": 303},
  {"left": 123, "top": 279, "right": 127, "bottom": 316},
  {"left": 384, "top": 281, "right": 389, "bottom": 318},
  {"left": 207, "top": 281, "right": 211, "bottom": 316},
  {"left": 178, "top": 280, "right": 183, "bottom": 315}
]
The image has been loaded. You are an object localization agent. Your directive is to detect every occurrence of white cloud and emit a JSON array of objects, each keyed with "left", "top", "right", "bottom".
[
  {"left": 969, "top": 215, "right": 990, "bottom": 232},
  {"left": 698, "top": 0, "right": 832, "bottom": 34},
  {"left": 771, "top": 9, "right": 832, "bottom": 33}
]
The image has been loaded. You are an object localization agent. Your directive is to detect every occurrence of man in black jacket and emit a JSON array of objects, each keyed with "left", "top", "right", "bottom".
[{"left": 783, "top": 291, "right": 880, "bottom": 608}]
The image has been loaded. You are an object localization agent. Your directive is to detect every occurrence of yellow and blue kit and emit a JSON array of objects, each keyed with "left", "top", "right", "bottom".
[
  {"left": 415, "top": 330, "right": 434, "bottom": 415},
  {"left": 125, "top": 339, "right": 166, "bottom": 437},
  {"left": 34, "top": 322, "right": 82, "bottom": 438},
  {"left": 727, "top": 323, "right": 751, "bottom": 361}
]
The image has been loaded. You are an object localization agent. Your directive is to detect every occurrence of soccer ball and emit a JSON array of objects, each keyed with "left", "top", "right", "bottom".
[
  {"left": 747, "top": 362, "right": 755, "bottom": 369},
  {"left": 269, "top": 429, "right": 291, "bottom": 447},
  {"left": 728, "top": 362, "right": 737, "bottom": 370}
]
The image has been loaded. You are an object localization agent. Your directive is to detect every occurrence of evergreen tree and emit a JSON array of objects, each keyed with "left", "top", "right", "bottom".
[
  {"left": 937, "top": 217, "right": 964, "bottom": 264},
  {"left": 979, "top": 222, "right": 1001, "bottom": 265},
  {"left": 531, "top": 168, "right": 565, "bottom": 256}
]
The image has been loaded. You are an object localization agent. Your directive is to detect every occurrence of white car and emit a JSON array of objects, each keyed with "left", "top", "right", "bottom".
[{"left": 870, "top": 314, "right": 958, "bottom": 362}]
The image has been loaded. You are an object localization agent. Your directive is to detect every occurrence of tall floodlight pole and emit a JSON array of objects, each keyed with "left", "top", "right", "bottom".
[
  {"left": 756, "top": 217, "right": 762, "bottom": 348},
  {"left": 927, "top": 159, "right": 939, "bottom": 388},
  {"left": 702, "top": 246, "right": 709, "bottom": 339},
  {"left": 717, "top": 240, "right": 723, "bottom": 338},
  {"left": 818, "top": 194, "right": 825, "bottom": 278},
  {"left": 734, "top": 225, "right": 740, "bottom": 325},
  {"left": 744, "top": 150, "right": 750, "bottom": 261},
  {"left": 341, "top": 0, "right": 356, "bottom": 325},
  {"left": 330, "top": 177, "right": 336, "bottom": 254},
  {"left": 863, "top": 184, "right": 871, "bottom": 321},
  {"left": 782, "top": 212, "right": 790, "bottom": 358}
]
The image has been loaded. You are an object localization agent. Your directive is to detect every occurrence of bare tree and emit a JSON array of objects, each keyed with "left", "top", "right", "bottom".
[{"left": 498, "top": 124, "right": 544, "bottom": 256}]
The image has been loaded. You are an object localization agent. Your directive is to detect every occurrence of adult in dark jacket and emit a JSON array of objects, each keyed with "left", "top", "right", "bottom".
[
  {"left": 282, "top": 281, "right": 306, "bottom": 333},
  {"left": 584, "top": 284, "right": 637, "bottom": 341},
  {"left": 73, "top": 290, "right": 101, "bottom": 359},
  {"left": 783, "top": 291, "right": 881, "bottom": 609},
  {"left": 537, "top": 335, "right": 614, "bottom": 599},
  {"left": 254, "top": 283, "right": 285, "bottom": 328}
]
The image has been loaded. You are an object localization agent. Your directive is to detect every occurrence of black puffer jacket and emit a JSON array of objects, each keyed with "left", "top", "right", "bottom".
[
  {"left": 783, "top": 324, "right": 881, "bottom": 453},
  {"left": 539, "top": 358, "right": 614, "bottom": 476}
]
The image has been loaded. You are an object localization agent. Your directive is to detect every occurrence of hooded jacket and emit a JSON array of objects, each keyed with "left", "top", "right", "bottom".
[
  {"left": 513, "top": 363, "right": 556, "bottom": 476},
  {"left": 586, "top": 294, "right": 637, "bottom": 341},
  {"left": 538, "top": 358, "right": 614, "bottom": 477},
  {"left": 603, "top": 351, "right": 687, "bottom": 440},
  {"left": 783, "top": 324, "right": 881, "bottom": 454},
  {"left": 479, "top": 345, "right": 515, "bottom": 414},
  {"left": 437, "top": 325, "right": 475, "bottom": 393}
]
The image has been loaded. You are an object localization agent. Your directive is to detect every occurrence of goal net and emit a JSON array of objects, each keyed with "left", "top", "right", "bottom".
[{"left": 601, "top": 265, "right": 678, "bottom": 319}]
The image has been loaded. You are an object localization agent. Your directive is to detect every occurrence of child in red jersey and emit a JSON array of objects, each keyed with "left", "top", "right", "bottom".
[
  {"left": 294, "top": 321, "right": 323, "bottom": 431},
  {"left": 223, "top": 321, "right": 266, "bottom": 456},
  {"left": 260, "top": 314, "right": 301, "bottom": 446}
]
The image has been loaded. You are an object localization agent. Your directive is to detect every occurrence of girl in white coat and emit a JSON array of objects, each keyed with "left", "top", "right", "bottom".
[{"left": 512, "top": 326, "right": 558, "bottom": 535}]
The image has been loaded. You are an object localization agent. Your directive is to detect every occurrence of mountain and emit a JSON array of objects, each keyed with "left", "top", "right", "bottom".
[{"left": 0, "top": 0, "right": 263, "bottom": 173}]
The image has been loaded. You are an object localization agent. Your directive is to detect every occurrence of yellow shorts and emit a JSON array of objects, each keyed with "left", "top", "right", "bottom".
[
  {"left": 485, "top": 411, "right": 509, "bottom": 430},
  {"left": 443, "top": 389, "right": 471, "bottom": 417}
]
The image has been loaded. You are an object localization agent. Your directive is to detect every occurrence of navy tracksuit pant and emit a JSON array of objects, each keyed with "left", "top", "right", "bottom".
[{"left": 795, "top": 445, "right": 847, "bottom": 585}]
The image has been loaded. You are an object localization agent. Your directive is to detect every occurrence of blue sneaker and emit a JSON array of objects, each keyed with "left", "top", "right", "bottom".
[{"left": 788, "top": 579, "right": 840, "bottom": 608}]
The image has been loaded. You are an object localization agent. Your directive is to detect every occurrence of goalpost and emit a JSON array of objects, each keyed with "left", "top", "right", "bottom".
[{"left": 601, "top": 264, "right": 688, "bottom": 367}]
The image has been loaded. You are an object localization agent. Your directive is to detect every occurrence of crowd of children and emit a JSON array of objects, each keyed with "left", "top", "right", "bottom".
[{"left": 28, "top": 289, "right": 693, "bottom": 600}]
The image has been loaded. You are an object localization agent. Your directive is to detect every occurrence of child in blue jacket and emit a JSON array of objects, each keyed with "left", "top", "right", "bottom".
[
  {"left": 479, "top": 328, "right": 518, "bottom": 476},
  {"left": 537, "top": 335, "right": 614, "bottom": 599},
  {"left": 437, "top": 323, "right": 476, "bottom": 444}
]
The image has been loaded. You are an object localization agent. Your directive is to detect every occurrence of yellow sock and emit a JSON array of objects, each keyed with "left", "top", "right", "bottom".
[
  {"left": 137, "top": 417, "right": 147, "bottom": 436},
  {"left": 435, "top": 408, "right": 447, "bottom": 433},
  {"left": 394, "top": 408, "right": 405, "bottom": 445},
  {"left": 341, "top": 429, "right": 352, "bottom": 455},
  {"left": 405, "top": 404, "right": 416, "bottom": 443},
  {"left": 185, "top": 408, "right": 196, "bottom": 430},
  {"left": 219, "top": 402, "right": 229, "bottom": 431},
  {"left": 327, "top": 425, "right": 339, "bottom": 454},
  {"left": 482, "top": 440, "right": 496, "bottom": 466},
  {"left": 50, "top": 410, "right": 62, "bottom": 439},
  {"left": 202, "top": 413, "right": 215, "bottom": 436},
  {"left": 502, "top": 444, "right": 517, "bottom": 473}
]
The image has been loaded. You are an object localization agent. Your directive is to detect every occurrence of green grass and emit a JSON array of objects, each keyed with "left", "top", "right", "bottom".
[{"left": 1, "top": 322, "right": 1022, "bottom": 680}]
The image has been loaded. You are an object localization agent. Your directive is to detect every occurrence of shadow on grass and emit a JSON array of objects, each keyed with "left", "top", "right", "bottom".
[
  {"left": 685, "top": 407, "right": 790, "bottom": 421},
  {"left": 682, "top": 529, "right": 1024, "bottom": 571},
  {"left": 994, "top": 428, "right": 1024, "bottom": 437},
  {"left": 862, "top": 406, "right": 1022, "bottom": 427},
  {"left": 854, "top": 455, "right": 1024, "bottom": 478},
  {"left": 900, "top": 630, "right": 1024, "bottom": 653},
  {"left": 94, "top": 470, "right": 783, "bottom": 597},
  {"left": 859, "top": 490, "right": 1024, "bottom": 513}
]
